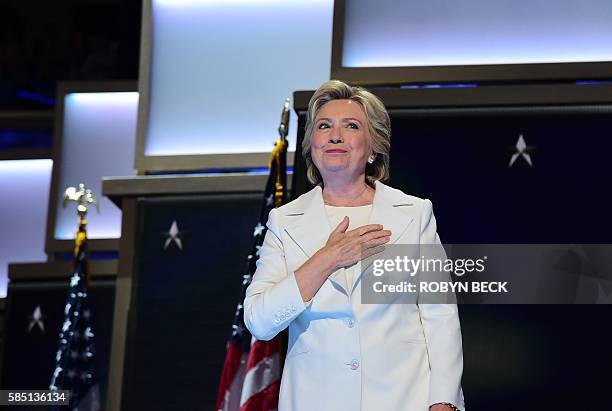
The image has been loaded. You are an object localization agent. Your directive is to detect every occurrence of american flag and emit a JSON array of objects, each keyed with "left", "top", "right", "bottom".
[
  {"left": 49, "top": 217, "right": 101, "bottom": 411},
  {"left": 216, "top": 100, "right": 290, "bottom": 411}
]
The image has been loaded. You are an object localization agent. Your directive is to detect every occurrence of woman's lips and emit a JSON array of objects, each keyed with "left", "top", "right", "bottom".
[{"left": 325, "top": 149, "right": 347, "bottom": 153}]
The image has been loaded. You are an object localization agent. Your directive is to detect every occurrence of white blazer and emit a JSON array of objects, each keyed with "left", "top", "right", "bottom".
[{"left": 244, "top": 180, "right": 465, "bottom": 411}]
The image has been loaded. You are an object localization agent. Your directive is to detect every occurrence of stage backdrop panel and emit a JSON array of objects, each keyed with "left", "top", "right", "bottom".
[
  {"left": 0, "top": 276, "right": 115, "bottom": 402},
  {"left": 332, "top": 0, "right": 612, "bottom": 83},
  {"left": 342, "top": 0, "right": 612, "bottom": 67},
  {"left": 120, "top": 193, "right": 262, "bottom": 411},
  {"left": 459, "top": 304, "right": 612, "bottom": 410},
  {"left": 0, "top": 159, "right": 53, "bottom": 298},
  {"left": 49, "top": 84, "right": 138, "bottom": 254},
  {"left": 136, "top": 0, "right": 334, "bottom": 171},
  {"left": 384, "top": 104, "right": 612, "bottom": 244}
]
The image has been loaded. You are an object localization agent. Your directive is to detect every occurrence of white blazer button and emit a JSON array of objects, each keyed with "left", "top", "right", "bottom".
[
  {"left": 346, "top": 319, "right": 355, "bottom": 328},
  {"left": 348, "top": 359, "right": 359, "bottom": 370}
]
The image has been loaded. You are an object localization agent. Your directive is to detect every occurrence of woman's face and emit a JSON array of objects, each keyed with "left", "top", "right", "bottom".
[{"left": 311, "top": 99, "right": 372, "bottom": 182}]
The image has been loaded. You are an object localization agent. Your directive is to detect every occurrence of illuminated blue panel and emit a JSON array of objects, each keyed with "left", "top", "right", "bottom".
[
  {"left": 343, "top": 0, "right": 612, "bottom": 67},
  {"left": 0, "top": 160, "right": 53, "bottom": 297},
  {"left": 146, "top": 0, "right": 333, "bottom": 156},
  {"left": 54, "top": 92, "right": 139, "bottom": 240}
]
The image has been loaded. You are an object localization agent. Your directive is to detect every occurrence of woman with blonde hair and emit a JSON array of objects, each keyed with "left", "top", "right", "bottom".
[{"left": 244, "top": 79, "right": 465, "bottom": 411}]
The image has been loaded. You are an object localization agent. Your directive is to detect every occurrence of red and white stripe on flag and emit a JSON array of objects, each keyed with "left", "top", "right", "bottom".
[
  {"left": 240, "top": 337, "right": 281, "bottom": 411},
  {"left": 216, "top": 341, "right": 248, "bottom": 411},
  {"left": 216, "top": 336, "right": 281, "bottom": 411}
]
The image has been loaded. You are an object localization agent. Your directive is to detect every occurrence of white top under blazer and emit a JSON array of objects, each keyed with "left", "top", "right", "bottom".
[{"left": 324, "top": 203, "right": 372, "bottom": 293}]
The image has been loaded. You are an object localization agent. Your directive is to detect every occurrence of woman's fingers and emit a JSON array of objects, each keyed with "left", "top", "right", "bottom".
[
  {"left": 363, "top": 234, "right": 391, "bottom": 247},
  {"left": 359, "top": 229, "right": 391, "bottom": 243},
  {"left": 338, "top": 235, "right": 390, "bottom": 267},
  {"left": 349, "top": 224, "right": 384, "bottom": 237},
  {"left": 327, "top": 224, "right": 390, "bottom": 269},
  {"left": 355, "top": 233, "right": 391, "bottom": 262}
]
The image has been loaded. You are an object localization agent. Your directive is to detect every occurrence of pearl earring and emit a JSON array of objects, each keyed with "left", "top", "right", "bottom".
[{"left": 367, "top": 156, "right": 375, "bottom": 164}]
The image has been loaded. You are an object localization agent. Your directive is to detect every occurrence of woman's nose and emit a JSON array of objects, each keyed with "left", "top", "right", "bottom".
[{"left": 329, "top": 131, "right": 343, "bottom": 144}]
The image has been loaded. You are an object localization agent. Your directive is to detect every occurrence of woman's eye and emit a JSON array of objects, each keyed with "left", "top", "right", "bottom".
[
  {"left": 318, "top": 123, "right": 330, "bottom": 129},
  {"left": 347, "top": 122, "right": 359, "bottom": 129}
]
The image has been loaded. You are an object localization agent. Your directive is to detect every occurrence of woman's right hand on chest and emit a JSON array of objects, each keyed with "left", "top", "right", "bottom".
[
  {"left": 294, "top": 216, "right": 391, "bottom": 302},
  {"left": 322, "top": 216, "right": 391, "bottom": 271}
]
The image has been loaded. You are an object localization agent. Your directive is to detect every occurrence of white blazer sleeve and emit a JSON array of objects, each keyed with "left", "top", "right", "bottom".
[
  {"left": 243, "top": 208, "right": 308, "bottom": 341},
  {"left": 417, "top": 199, "right": 466, "bottom": 410}
]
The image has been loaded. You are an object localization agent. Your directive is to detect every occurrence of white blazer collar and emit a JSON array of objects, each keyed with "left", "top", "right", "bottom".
[{"left": 283, "top": 180, "right": 415, "bottom": 295}]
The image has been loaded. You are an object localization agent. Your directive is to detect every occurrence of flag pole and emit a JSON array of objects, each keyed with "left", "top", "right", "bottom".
[
  {"left": 49, "top": 183, "right": 101, "bottom": 411},
  {"left": 216, "top": 99, "right": 290, "bottom": 411}
]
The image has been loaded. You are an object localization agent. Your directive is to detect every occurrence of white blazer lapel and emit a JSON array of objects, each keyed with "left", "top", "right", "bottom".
[
  {"left": 283, "top": 186, "right": 351, "bottom": 295},
  {"left": 351, "top": 180, "right": 416, "bottom": 293}
]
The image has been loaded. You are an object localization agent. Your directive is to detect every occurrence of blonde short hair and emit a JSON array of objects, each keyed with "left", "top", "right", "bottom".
[{"left": 302, "top": 80, "right": 391, "bottom": 188}]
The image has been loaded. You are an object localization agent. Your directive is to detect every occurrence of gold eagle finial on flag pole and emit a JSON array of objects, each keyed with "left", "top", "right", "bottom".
[
  {"left": 63, "top": 183, "right": 99, "bottom": 217},
  {"left": 62, "top": 183, "right": 98, "bottom": 283}
]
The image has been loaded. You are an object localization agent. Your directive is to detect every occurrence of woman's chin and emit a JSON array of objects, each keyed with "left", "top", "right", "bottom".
[{"left": 321, "top": 164, "right": 351, "bottom": 173}]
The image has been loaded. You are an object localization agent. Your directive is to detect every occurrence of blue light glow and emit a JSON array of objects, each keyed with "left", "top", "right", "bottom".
[
  {"left": 575, "top": 80, "right": 612, "bottom": 85},
  {"left": 14, "top": 91, "right": 56, "bottom": 106},
  {"left": 400, "top": 83, "right": 478, "bottom": 89}
]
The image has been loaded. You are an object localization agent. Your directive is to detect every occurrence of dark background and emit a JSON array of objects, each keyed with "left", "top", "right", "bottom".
[
  {"left": 0, "top": 0, "right": 141, "bottom": 111},
  {"left": 1, "top": 279, "right": 116, "bottom": 405},
  {"left": 121, "top": 194, "right": 262, "bottom": 410}
]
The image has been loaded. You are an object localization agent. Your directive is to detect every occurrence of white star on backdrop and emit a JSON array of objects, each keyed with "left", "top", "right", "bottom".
[
  {"left": 509, "top": 134, "right": 534, "bottom": 167},
  {"left": 265, "top": 194, "right": 274, "bottom": 206},
  {"left": 27, "top": 305, "right": 45, "bottom": 333},
  {"left": 164, "top": 220, "right": 183, "bottom": 250}
]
